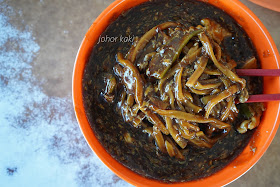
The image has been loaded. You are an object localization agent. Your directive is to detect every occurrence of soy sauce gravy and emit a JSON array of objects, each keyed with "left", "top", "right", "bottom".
[{"left": 82, "top": 0, "right": 262, "bottom": 182}]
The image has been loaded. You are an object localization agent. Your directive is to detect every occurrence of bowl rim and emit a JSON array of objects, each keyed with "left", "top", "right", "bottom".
[{"left": 72, "top": 0, "right": 280, "bottom": 186}]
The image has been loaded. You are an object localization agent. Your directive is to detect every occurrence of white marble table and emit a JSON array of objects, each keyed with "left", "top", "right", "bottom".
[{"left": 0, "top": 0, "right": 279, "bottom": 186}]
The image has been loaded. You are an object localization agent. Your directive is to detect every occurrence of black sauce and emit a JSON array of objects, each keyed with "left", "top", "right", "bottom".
[{"left": 82, "top": 0, "right": 262, "bottom": 182}]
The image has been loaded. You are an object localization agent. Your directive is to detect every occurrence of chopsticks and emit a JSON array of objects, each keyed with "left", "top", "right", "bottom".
[{"left": 235, "top": 69, "right": 280, "bottom": 103}]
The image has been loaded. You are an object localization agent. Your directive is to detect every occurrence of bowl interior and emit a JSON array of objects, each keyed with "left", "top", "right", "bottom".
[{"left": 73, "top": 0, "right": 280, "bottom": 186}]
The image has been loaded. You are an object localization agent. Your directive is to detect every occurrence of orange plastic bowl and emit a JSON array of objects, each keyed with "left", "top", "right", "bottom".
[{"left": 73, "top": 0, "right": 280, "bottom": 186}]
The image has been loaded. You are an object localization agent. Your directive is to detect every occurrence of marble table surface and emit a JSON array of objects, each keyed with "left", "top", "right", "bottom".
[{"left": 0, "top": 0, "right": 279, "bottom": 186}]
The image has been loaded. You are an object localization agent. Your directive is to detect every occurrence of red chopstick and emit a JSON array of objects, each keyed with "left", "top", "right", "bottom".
[
  {"left": 245, "top": 94, "right": 280, "bottom": 103},
  {"left": 236, "top": 69, "right": 280, "bottom": 76}
]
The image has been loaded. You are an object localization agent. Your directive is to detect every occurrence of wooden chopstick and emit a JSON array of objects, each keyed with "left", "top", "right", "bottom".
[{"left": 236, "top": 69, "right": 280, "bottom": 76}]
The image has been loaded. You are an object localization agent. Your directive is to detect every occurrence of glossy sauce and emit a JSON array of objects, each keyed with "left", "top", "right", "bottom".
[{"left": 82, "top": 0, "right": 262, "bottom": 182}]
